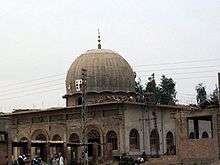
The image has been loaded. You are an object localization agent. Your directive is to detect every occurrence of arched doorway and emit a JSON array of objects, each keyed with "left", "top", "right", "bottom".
[
  {"left": 51, "top": 134, "right": 63, "bottom": 156},
  {"left": 129, "top": 129, "right": 140, "bottom": 150},
  {"left": 19, "top": 137, "right": 28, "bottom": 156},
  {"left": 69, "top": 133, "right": 80, "bottom": 164},
  {"left": 31, "top": 130, "right": 48, "bottom": 161},
  {"left": 150, "top": 129, "right": 160, "bottom": 156},
  {"left": 87, "top": 129, "right": 101, "bottom": 158},
  {"left": 106, "top": 131, "right": 118, "bottom": 150},
  {"left": 166, "top": 131, "right": 175, "bottom": 155}
]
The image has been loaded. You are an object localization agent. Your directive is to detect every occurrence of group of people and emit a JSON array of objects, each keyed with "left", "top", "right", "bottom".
[
  {"left": 13, "top": 155, "right": 27, "bottom": 165},
  {"left": 13, "top": 152, "right": 64, "bottom": 165},
  {"left": 49, "top": 152, "right": 64, "bottom": 165}
]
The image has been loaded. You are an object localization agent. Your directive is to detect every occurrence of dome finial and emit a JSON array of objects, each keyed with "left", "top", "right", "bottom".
[{"left": 98, "top": 29, "right": 101, "bottom": 49}]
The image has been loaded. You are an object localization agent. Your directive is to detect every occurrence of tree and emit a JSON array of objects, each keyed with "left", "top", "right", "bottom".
[
  {"left": 145, "top": 73, "right": 156, "bottom": 93},
  {"left": 145, "top": 73, "right": 160, "bottom": 103},
  {"left": 210, "top": 86, "right": 219, "bottom": 105},
  {"left": 158, "top": 75, "right": 177, "bottom": 105},
  {"left": 135, "top": 78, "right": 144, "bottom": 94},
  {"left": 196, "top": 83, "right": 207, "bottom": 105}
]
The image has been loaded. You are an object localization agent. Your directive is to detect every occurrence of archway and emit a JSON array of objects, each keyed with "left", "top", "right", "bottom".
[
  {"left": 129, "top": 129, "right": 140, "bottom": 150},
  {"left": 150, "top": 129, "right": 160, "bottom": 156},
  {"left": 52, "top": 134, "right": 62, "bottom": 141},
  {"left": 19, "top": 137, "right": 28, "bottom": 156},
  {"left": 31, "top": 130, "right": 48, "bottom": 161},
  {"left": 69, "top": 133, "right": 80, "bottom": 164},
  {"left": 166, "top": 131, "right": 175, "bottom": 155},
  {"left": 87, "top": 129, "right": 101, "bottom": 158},
  {"left": 69, "top": 133, "right": 80, "bottom": 143},
  {"left": 106, "top": 131, "right": 118, "bottom": 150},
  {"left": 51, "top": 134, "right": 63, "bottom": 156},
  {"left": 36, "top": 134, "right": 47, "bottom": 141}
]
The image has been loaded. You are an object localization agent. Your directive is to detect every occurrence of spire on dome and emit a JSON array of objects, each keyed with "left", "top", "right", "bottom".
[{"left": 98, "top": 29, "right": 101, "bottom": 49}]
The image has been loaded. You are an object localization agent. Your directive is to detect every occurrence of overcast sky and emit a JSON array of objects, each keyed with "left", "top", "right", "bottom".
[{"left": 0, "top": 0, "right": 219, "bottom": 112}]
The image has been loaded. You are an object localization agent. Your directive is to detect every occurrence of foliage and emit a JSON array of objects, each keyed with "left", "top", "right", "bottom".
[
  {"left": 135, "top": 74, "right": 177, "bottom": 105},
  {"left": 210, "top": 86, "right": 219, "bottom": 105},
  {"left": 157, "top": 75, "right": 177, "bottom": 105},
  {"left": 195, "top": 83, "right": 207, "bottom": 105},
  {"left": 134, "top": 78, "right": 144, "bottom": 94},
  {"left": 145, "top": 73, "right": 156, "bottom": 93}
]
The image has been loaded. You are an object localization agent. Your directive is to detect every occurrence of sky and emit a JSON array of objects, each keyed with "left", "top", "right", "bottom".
[{"left": 0, "top": 0, "right": 220, "bottom": 112}]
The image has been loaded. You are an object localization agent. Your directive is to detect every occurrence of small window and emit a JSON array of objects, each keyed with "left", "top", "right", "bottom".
[
  {"left": 187, "top": 116, "right": 213, "bottom": 139},
  {"left": 0, "top": 133, "right": 6, "bottom": 142}
]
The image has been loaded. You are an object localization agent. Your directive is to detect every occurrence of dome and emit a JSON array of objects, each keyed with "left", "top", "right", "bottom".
[{"left": 65, "top": 49, "right": 136, "bottom": 95}]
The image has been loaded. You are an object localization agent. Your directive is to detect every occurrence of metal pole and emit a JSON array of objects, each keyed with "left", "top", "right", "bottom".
[{"left": 81, "top": 68, "right": 88, "bottom": 165}]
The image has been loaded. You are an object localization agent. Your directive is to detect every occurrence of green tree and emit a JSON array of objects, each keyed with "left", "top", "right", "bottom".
[
  {"left": 135, "top": 78, "right": 144, "bottom": 94},
  {"left": 210, "top": 86, "right": 219, "bottom": 105},
  {"left": 145, "top": 73, "right": 156, "bottom": 93},
  {"left": 145, "top": 73, "right": 160, "bottom": 103},
  {"left": 158, "top": 75, "right": 177, "bottom": 105},
  {"left": 196, "top": 83, "right": 207, "bottom": 104}
]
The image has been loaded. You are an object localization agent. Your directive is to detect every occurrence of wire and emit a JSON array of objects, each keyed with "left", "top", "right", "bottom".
[
  {"left": 0, "top": 78, "right": 64, "bottom": 94},
  {"left": 136, "top": 64, "right": 220, "bottom": 73},
  {"left": 133, "top": 58, "right": 220, "bottom": 67},
  {"left": 0, "top": 58, "right": 219, "bottom": 88},
  {"left": 0, "top": 87, "right": 64, "bottom": 101},
  {"left": 175, "top": 75, "right": 216, "bottom": 80},
  {"left": 0, "top": 74, "right": 65, "bottom": 88},
  {"left": 0, "top": 83, "right": 64, "bottom": 97},
  {"left": 140, "top": 69, "right": 220, "bottom": 78}
]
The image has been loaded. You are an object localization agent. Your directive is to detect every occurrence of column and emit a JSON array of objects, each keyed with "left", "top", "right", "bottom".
[{"left": 63, "top": 142, "right": 68, "bottom": 165}]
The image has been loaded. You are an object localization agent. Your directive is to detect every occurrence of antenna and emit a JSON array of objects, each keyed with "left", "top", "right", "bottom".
[{"left": 98, "top": 29, "right": 101, "bottom": 49}]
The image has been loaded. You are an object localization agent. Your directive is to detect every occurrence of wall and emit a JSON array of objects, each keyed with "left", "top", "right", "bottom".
[
  {"left": 124, "top": 105, "right": 176, "bottom": 156},
  {"left": 176, "top": 109, "right": 219, "bottom": 163}
]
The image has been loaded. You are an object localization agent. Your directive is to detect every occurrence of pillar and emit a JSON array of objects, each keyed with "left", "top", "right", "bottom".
[
  {"left": 63, "top": 142, "right": 68, "bottom": 165},
  {"left": 92, "top": 143, "right": 99, "bottom": 163},
  {"left": 46, "top": 142, "right": 50, "bottom": 163}
]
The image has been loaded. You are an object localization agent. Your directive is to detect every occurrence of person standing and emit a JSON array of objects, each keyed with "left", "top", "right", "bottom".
[
  {"left": 17, "top": 155, "right": 25, "bottom": 165},
  {"left": 58, "top": 152, "right": 64, "bottom": 165}
]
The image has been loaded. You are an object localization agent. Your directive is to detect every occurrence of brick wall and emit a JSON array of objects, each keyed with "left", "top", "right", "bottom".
[
  {"left": 0, "top": 143, "right": 7, "bottom": 165},
  {"left": 179, "top": 138, "right": 216, "bottom": 160}
]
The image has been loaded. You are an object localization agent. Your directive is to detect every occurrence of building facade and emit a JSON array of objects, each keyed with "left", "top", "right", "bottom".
[{"left": 1, "top": 46, "right": 219, "bottom": 165}]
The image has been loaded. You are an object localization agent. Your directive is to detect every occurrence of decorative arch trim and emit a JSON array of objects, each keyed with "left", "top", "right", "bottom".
[{"left": 31, "top": 129, "right": 49, "bottom": 141}]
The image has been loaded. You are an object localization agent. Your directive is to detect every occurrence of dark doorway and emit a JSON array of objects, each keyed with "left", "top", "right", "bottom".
[
  {"left": 150, "top": 129, "right": 160, "bottom": 156},
  {"left": 69, "top": 133, "right": 80, "bottom": 164},
  {"left": 87, "top": 129, "right": 101, "bottom": 157}
]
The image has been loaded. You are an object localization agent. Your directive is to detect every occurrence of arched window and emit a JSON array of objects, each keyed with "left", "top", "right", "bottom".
[
  {"left": 35, "top": 134, "right": 47, "bottom": 141},
  {"left": 69, "top": 133, "right": 80, "bottom": 143},
  {"left": 189, "top": 132, "right": 194, "bottom": 139},
  {"left": 129, "top": 129, "right": 140, "bottom": 150},
  {"left": 202, "top": 131, "right": 209, "bottom": 138},
  {"left": 150, "top": 129, "right": 160, "bottom": 156},
  {"left": 106, "top": 131, "right": 118, "bottom": 150},
  {"left": 52, "top": 134, "right": 62, "bottom": 141},
  {"left": 166, "top": 131, "right": 175, "bottom": 155}
]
